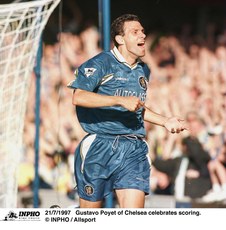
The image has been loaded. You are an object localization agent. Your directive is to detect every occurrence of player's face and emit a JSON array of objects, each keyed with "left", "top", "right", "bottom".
[{"left": 121, "top": 21, "right": 146, "bottom": 63}]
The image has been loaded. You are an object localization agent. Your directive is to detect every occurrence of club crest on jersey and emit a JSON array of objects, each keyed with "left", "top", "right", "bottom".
[
  {"left": 84, "top": 185, "right": 94, "bottom": 196},
  {"left": 84, "top": 68, "right": 96, "bottom": 77},
  {"left": 139, "top": 76, "right": 147, "bottom": 90}
]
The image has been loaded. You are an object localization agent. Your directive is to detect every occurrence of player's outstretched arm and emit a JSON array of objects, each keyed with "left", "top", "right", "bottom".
[{"left": 143, "top": 106, "right": 187, "bottom": 134}]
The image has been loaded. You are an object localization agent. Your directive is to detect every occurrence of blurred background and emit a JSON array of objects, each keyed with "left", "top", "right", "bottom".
[{"left": 1, "top": 0, "right": 226, "bottom": 208}]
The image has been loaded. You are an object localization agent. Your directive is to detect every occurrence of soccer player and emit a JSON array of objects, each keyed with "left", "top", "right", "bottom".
[{"left": 67, "top": 14, "right": 186, "bottom": 208}]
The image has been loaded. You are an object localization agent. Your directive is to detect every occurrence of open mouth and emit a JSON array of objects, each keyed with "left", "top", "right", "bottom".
[{"left": 137, "top": 42, "right": 145, "bottom": 47}]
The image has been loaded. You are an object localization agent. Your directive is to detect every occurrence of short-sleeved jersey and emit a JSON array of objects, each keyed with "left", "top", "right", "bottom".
[{"left": 67, "top": 47, "right": 151, "bottom": 136}]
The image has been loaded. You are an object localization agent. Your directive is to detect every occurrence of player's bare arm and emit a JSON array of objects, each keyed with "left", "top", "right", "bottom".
[
  {"left": 142, "top": 105, "right": 187, "bottom": 134},
  {"left": 73, "top": 89, "right": 143, "bottom": 112}
]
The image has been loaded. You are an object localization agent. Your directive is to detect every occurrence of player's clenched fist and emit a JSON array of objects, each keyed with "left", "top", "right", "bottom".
[{"left": 119, "top": 96, "right": 144, "bottom": 112}]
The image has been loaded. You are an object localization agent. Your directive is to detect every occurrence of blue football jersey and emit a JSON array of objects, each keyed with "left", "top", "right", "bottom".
[{"left": 67, "top": 47, "right": 151, "bottom": 136}]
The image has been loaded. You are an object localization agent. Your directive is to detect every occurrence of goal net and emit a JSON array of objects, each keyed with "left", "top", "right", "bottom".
[{"left": 0, "top": 0, "right": 61, "bottom": 208}]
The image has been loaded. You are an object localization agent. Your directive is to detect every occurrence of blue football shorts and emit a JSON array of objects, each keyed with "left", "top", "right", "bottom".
[{"left": 74, "top": 133, "right": 151, "bottom": 201}]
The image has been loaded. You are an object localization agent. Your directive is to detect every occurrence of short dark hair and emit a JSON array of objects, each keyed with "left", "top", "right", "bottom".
[{"left": 111, "top": 14, "right": 140, "bottom": 47}]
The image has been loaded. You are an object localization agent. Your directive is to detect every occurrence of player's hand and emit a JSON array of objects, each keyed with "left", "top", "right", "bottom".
[
  {"left": 119, "top": 96, "right": 144, "bottom": 112},
  {"left": 163, "top": 117, "right": 188, "bottom": 134}
]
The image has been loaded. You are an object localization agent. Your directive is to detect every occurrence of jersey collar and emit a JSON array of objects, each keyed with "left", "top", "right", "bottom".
[{"left": 111, "top": 46, "right": 141, "bottom": 69}]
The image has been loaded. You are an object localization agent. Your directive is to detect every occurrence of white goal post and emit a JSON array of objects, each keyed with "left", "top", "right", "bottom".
[{"left": 0, "top": 0, "right": 61, "bottom": 208}]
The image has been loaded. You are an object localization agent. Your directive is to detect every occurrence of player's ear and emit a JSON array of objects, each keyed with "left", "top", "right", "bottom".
[{"left": 115, "top": 35, "right": 124, "bottom": 45}]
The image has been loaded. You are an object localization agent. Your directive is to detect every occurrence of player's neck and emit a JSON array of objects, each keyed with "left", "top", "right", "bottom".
[{"left": 117, "top": 46, "right": 137, "bottom": 66}]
